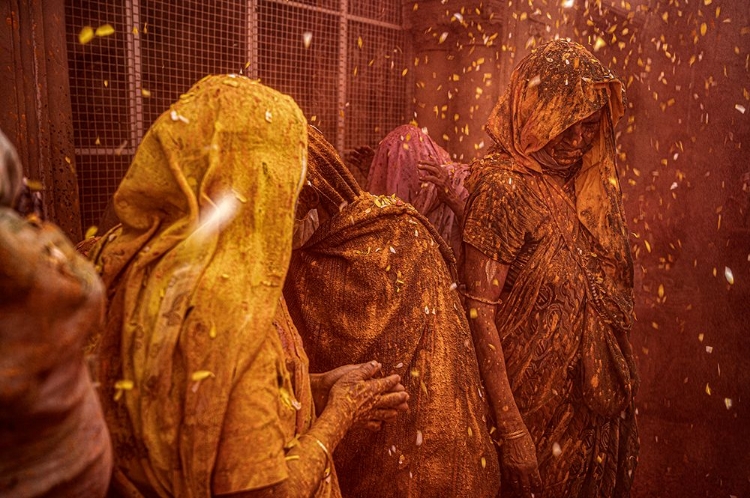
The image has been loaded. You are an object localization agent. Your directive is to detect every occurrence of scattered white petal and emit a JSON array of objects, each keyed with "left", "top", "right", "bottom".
[{"left": 724, "top": 266, "right": 734, "bottom": 285}]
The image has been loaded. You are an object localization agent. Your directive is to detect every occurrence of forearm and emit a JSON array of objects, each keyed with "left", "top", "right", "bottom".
[
  {"left": 309, "top": 373, "right": 325, "bottom": 416},
  {"left": 467, "top": 303, "right": 525, "bottom": 434},
  {"left": 228, "top": 403, "right": 352, "bottom": 498},
  {"left": 446, "top": 194, "right": 465, "bottom": 227}
]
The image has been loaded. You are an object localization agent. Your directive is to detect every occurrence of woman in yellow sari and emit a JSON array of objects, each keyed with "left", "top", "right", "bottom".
[
  {"left": 89, "top": 75, "right": 407, "bottom": 498},
  {"left": 462, "top": 40, "right": 639, "bottom": 497}
]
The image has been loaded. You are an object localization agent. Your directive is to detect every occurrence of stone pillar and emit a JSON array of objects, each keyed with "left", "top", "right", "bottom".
[
  {"left": 404, "top": 0, "right": 504, "bottom": 162},
  {"left": 0, "top": 0, "right": 82, "bottom": 240}
]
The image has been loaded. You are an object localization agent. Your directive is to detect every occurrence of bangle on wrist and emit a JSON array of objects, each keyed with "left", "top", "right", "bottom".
[
  {"left": 301, "top": 434, "right": 332, "bottom": 479},
  {"left": 459, "top": 288, "right": 502, "bottom": 305},
  {"left": 499, "top": 429, "right": 528, "bottom": 441}
]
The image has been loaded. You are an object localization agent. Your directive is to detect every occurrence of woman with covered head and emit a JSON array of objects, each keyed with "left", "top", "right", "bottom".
[
  {"left": 283, "top": 126, "right": 500, "bottom": 498},
  {"left": 462, "top": 40, "right": 639, "bottom": 497},
  {"left": 0, "top": 130, "right": 112, "bottom": 497},
  {"left": 366, "top": 125, "right": 470, "bottom": 262},
  {"left": 88, "top": 75, "right": 407, "bottom": 498}
]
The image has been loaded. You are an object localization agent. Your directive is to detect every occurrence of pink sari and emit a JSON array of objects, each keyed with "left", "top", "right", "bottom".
[{"left": 366, "top": 125, "right": 469, "bottom": 260}]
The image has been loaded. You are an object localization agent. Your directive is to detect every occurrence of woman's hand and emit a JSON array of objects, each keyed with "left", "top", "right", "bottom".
[
  {"left": 344, "top": 146, "right": 375, "bottom": 175},
  {"left": 418, "top": 161, "right": 454, "bottom": 201},
  {"left": 310, "top": 365, "right": 359, "bottom": 415},
  {"left": 231, "top": 363, "right": 406, "bottom": 498},
  {"left": 418, "top": 161, "right": 465, "bottom": 220},
  {"left": 500, "top": 428, "right": 543, "bottom": 498},
  {"left": 327, "top": 361, "right": 409, "bottom": 431},
  {"left": 354, "top": 381, "right": 408, "bottom": 432}
]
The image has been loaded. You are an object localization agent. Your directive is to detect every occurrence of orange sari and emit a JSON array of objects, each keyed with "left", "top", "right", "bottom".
[
  {"left": 464, "top": 40, "right": 639, "bottom": 497},
  {"left": 284, "top": 127, "right": 500, "bottom": 498},
  {"left": 0, "top": 131, "right": 111, "bottom": 497}
]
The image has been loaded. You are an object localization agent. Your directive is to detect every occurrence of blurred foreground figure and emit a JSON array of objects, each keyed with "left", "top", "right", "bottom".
[
  {"left": 88, "top": 75, "right": 406, "bottom": 497},
  {"left": 0, "top": 130, "right": 112, "bottom": 497},
  {"left": 367, "top": 125, "right": 470, "bottom": 263},
  {"left": 284, "top": 126, "right": 500, "bottom": 498},
  {"left": 462, "top": 40, "right": 639, "bottom": 498}
]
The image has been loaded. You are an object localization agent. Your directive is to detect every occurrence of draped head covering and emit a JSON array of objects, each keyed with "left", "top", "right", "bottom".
[
  {"left": 285, "top": 130, "right": 500, "bottom": 498},
  {"left": 367, "top": 125, "right": 453, "bottom": 209},
  {"left": 90, "top": 75, "right": 307, "bottom": 497},
  {"left": 463, "top": 40, "right": 639, "bottom": 495},
  {"left": 474, "top": 38, "right": 633, "bottom": 299},
  {"left": 0, "top": 130, "right": 23, "bottom": 208},
  {"left": 307, "top": 125, "right": 362, "bottom": 211},
  {"left": 366, "top": 125, "right": 469, "bottom": 259}
]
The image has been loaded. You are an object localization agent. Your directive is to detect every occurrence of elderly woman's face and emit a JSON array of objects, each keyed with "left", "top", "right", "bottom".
[{"left": 542, "top": 109, "right": 602, "bottom": 167}]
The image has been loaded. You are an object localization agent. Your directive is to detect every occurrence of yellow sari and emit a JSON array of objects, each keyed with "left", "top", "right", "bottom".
[{"left": 89, "top": 75, "right": 323, "bottom": 497}]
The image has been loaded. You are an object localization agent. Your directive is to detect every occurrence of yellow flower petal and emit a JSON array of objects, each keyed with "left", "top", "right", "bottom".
[
  {"left": 95, "top": 24, "right": 115, "bottom": 37},
  {"left": 191, "top": 370, "right": 215, "bottom": 381},
  {"left": 78, "top": 26, "right": 94, "bottom": 45}
]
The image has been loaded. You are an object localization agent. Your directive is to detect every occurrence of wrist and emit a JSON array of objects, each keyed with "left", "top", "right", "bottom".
[
  {"left": 309, "top": 374, "right": 327, "bottom": 413},
  {"left": 493, "top": 413, "right": 526, "bottom": 436},
  {"left": 322, "top": 394, "right": 356, "bottom": 430},
  {"left": 498, "top": 428, "right": 528, "bottom": 441}
]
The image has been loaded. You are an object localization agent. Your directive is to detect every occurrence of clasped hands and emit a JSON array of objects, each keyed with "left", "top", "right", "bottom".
[{"left": 311, "top": 361, "right": 409, "bottom": 432}]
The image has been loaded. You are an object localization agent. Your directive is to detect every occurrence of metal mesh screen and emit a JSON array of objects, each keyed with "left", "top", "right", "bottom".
[
  {"left": 345, "top": 20, "right": 408, "bottom": 150},
  {"left": 65, "top": 0, "right": 411, "bottom": 229},
  {"left": 139, "top": 2, "right": 248, "bottom": 127},
  {"left": 65, "top": 1, "right": 131, "bottom": 230},
  {"left": 257, "top": 2, "right": 340, "bottom": 142},
  {"left": 350, "top": 0, "right": 401, "bottom": 26}
]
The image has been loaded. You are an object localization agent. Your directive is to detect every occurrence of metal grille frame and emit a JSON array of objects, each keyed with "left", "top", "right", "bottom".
[{"left": 65, "top": 0, "right": 411, "bottom": 229}]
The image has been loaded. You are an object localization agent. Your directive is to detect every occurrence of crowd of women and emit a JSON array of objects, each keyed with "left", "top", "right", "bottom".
[{"left": 0, "top": 40, "right": 639, "bottom": 498}]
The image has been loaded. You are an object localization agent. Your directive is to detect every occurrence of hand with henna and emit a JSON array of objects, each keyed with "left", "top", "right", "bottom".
[
  {"left": 499, "top": 428, "right": 543, "bottom": 498},
  {"left": 417, "top": 161, "right": 465, "bottom": 222},
  {"left": 321, "top": 362, "right": 409, "bottom": 431},
  {"left": 344, "top": 146, "right": 376, "bottom": 178},
  {"left": 231, "top": 361, "right": 408, "bottom": 498}
]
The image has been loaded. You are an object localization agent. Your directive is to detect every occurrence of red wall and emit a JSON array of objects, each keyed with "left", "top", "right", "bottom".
[{"left": 411, "top": 0, "right": 750, "bottom": 494}]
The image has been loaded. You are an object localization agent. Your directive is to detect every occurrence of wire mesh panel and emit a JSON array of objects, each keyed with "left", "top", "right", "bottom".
[
  {"left": 140, "top": 1, "right": 248, "bottom": 127},
  {"left": 345, "top": 20, "right": 409, "bottom": 150},
  {"left": 349, "top": 0, "right": 401, "bottom": 26},
  {"left": 65, "top": 0, "right": 411, "bottom": 229},
  {"left": 258, "top": 1, "right": 340, "bottom": 143},
  {"left": 65, "top": 1, "right": 131, "bottom": 229}
]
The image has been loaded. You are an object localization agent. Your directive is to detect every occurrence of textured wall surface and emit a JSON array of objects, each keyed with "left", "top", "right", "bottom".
[
  {"left": 0, "top": 0, "right": 82, "bottom": 240},
  {"left": 410, "top": 0, "right": 749, "bottom": 494}
]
